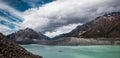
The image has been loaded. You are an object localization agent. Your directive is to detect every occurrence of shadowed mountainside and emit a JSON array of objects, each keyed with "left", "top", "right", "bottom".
[{"left": 7, "top": 28, "right": 50, "bottom": 44}]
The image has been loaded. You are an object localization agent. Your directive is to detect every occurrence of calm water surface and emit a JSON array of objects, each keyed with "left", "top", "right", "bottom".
[{"left": 21, "top": 44, "right": 120, "bottom": 58}]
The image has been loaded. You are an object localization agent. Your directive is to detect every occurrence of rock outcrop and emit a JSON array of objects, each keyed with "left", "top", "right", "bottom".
[{"left": 0, "top": 33, "right": 42, "bottom": 58}]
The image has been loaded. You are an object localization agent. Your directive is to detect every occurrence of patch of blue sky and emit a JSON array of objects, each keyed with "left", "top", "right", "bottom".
[
  {"left": 23, "top": 0, "right": 55, "bottom": 7},
  {"left": 0, "top": 20, "right": 20, "bottom": 29},
  {"left": 0, "top": 9, "right": 23, "bottom": 23},
  {"left": 2, "top": 0, "right": 55, "bottom": 12},
  {"left": 1, "top": 0, "right": 31, "bottom": 12}
]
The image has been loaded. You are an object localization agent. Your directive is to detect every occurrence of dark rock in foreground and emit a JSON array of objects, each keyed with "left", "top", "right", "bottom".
[{"left": 0, "top": 33, "right": 42, "bottom": 58}]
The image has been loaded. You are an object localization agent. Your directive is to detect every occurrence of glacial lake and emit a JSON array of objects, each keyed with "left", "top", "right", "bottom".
[{"left": 21, "top": 44, "right": 120, "bottom": 58}]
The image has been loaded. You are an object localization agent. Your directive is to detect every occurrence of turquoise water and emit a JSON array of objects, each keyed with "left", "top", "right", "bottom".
[{"left": 22, "top": 44, "right": 120, "bottom": 58}]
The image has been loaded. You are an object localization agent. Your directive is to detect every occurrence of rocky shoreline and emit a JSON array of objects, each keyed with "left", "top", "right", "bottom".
[{"left": 37, "top": 37, "right": 120, "bottom": 45}]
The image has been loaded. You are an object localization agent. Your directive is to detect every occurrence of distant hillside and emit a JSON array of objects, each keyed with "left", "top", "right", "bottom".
[
  {"left": 55, "top": 12, "right": 120, "bottom": 38},
  {"left": 0, "top": 33, "right": 42, "bottom": 58},
  {"left": 7, "top": 28, "right": 50, "bottom": 44}
]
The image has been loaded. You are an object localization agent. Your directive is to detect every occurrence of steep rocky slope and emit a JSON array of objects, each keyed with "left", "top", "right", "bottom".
[
  {"left": 81, "top": 15, "right": 120, "bottom": 38},
  {"left": 55, "top": 12, "right": 120, "bottom": 38},
  {"left": 0, "top": 33, "right": 42, "bottom": 58}
]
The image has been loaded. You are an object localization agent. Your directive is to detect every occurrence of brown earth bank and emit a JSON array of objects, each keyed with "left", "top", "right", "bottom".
[{"left": 0, "top": 33, "right": 42, "bottom": 58}]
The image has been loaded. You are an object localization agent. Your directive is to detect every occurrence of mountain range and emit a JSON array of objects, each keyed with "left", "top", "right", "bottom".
[{"left": 7, "top": 12, "right": 120, "bottom": 45}]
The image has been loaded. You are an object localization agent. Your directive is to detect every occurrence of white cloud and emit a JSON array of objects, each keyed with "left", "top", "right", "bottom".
[
  {"left": 0, "top": 2, "right": 23, "bottom": 17},
  {"left": 0, "top": 16, "right": 20, "bottom": 35},
  {"left": 0, "top": 2, "right": 23, "bottom": 35},
  {"left": 0, "top": 0, "right": 120, "bottom": 36},
  {"left": 44, "top": 23, "right": 82, "bottom": 38},
  {"left": 0, "top": 24, "right": 15, "bottom": 35},
  {"left": 21, "top": 0, "right": 120, "bottom": 37},
  {"left": 0, "top": 25, "right": 10, "bottom": 32},
  {"left": 0, "top": 16, "right": 20, "bottom": 26}
]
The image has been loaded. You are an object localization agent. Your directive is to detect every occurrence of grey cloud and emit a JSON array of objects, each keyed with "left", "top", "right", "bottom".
[{"left": 22, "top": 0, "right": 120, "bottom": 37}]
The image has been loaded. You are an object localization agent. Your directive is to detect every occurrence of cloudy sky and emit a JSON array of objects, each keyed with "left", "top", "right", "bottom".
[{"left": 0, "top": 0, "right": 120, "bottom": 38}]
